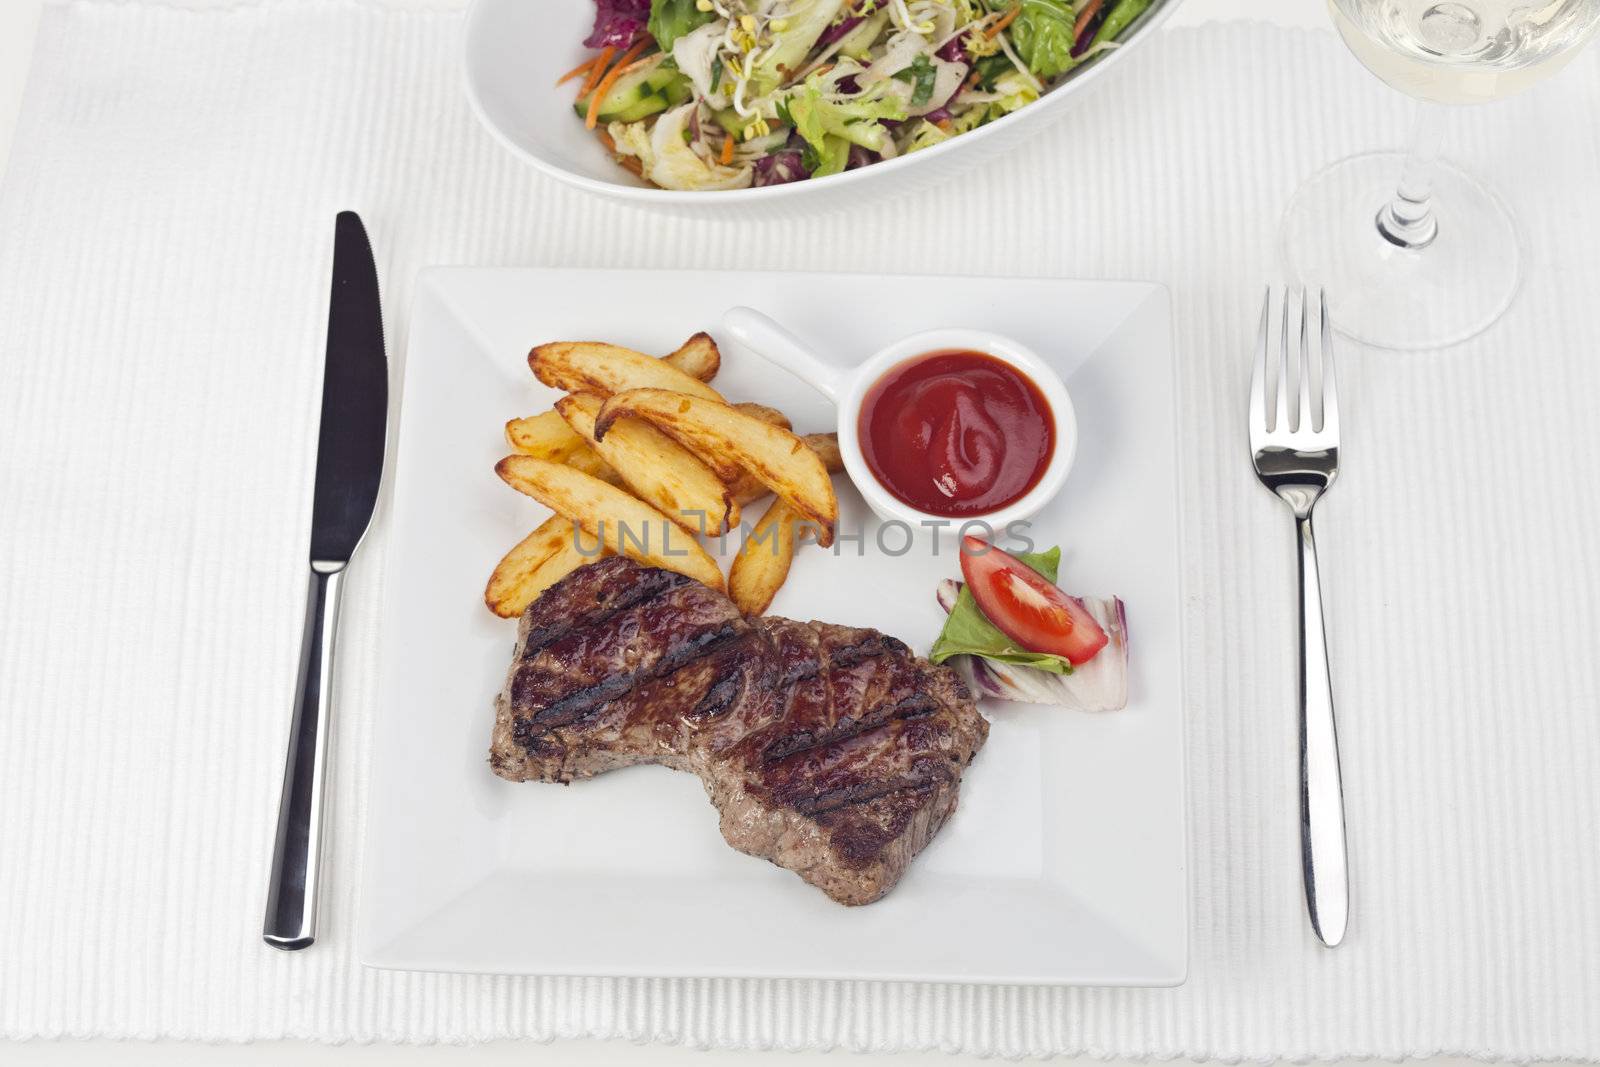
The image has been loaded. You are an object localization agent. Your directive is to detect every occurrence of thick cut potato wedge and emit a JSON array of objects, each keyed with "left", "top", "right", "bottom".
[
  {"left": 530, "top": 342, "right": 724, "bottom": 402},
  {"left": 556, "top": 393, "right": 735, "bottom": 534},
  {"left": 662, "top": 332, "right": 721, "bottom": 383},
  {"left": 510, "top": 339, "right": 715, "bottom": 462},
  {"left": 799, "top": 431, "right": 843, "bottom": 472},
  {"left": 732, "top": 402, "right": 791, "bottom": 431},
  {"left": 517, "top": 525, "right": 606, "bottom": 607},
  {"left": 506, "top": 410, "right": 588, "bottom": 461},
  {"left": 727, "top": 497, "right": 826, "bottom": 615},
  {"left": 731, "top": 432, "right": 844, "bottom": 507},
  {"left": 484, "top": 517, "right": 604, "bottom": 618},
  {"left": 668, "top": 402, "right": 798, "bottom": 485},
  {"left": 595, "top": 391, "right": 838, "bottom": 546},
  {"left": 563, "top": 443, "right": 620, "bottom": 483},
  {"left": 495, "top": 456, "right": 725, "bottom": 591},
  {"left": 506, "top": 417, "right": 619, "bottom": 483}
]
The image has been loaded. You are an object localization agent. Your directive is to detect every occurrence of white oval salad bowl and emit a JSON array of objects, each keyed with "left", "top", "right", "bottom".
[{"left": 464, "top": 0, "right": 1177, "bottom": 210}]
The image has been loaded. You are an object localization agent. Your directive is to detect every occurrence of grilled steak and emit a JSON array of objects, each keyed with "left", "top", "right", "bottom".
[{"left": 490, "top": 556, "right": 988, "bottom": 905}]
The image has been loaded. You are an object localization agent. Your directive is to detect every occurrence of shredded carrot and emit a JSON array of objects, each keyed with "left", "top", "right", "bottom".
[
  {"left": 596, "top": 128, "right": 643, "bottom": 175},
  {"left": 962, "top": 69, "right": 981, "bottom": 92},
  {"left": 985, "top": 4, "right": 1021, "bottom": 37},
  {"left": 556, "top": 55, "right": 600, "bottom": 86},
  {"left": 1073, "top": 0, "right": 1105, "bottom": 40},
  {"left": 811, "top": 63, "right": 835, "bottom": 78},
  {"left": 580, "top": 46, "right": 616, "bottom": 97},
  {"left": 586, "top": 40, "right": 650, "bottom": 129},
  {"left": 935, "top": 118, "right": 954, "bottom": 132},
  {"left": 720, "top": 136, "right": 735, "bottom": 166}
]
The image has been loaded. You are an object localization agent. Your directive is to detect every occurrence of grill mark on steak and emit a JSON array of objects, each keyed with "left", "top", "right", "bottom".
[
  {"left": 513, "top": 619, "right": 742, "bottom": 732},
  {"left": 510, "top": 578, "right": 743, "bottom": 730},
  {"left": 759, "top": 706, "right": 968, "bottom": 815},
  {"left": 490, "top": 556, "right": 987, "bottom": 905},
  {"left": 816, "top": 781, "right": 951, "bottom": 870},
  {"left": 752, "top": 621, "right": 938, "bottom": 764},
  {"left": 517, "top": 561, "right": 693, "bottom": 657}
]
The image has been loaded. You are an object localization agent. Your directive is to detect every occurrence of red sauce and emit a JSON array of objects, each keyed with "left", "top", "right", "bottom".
[{"left": 858, "top": 350, "right": 1054, "bottom": 518}]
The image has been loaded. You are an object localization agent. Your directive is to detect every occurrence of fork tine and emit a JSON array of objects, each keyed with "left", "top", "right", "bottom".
[
  {"left": 1275, "top": 286, "right": 1291, "bottom": 434},
  {"left": 1318, "top": 287, "right": 1339, "bottom": 438},
  {"left": 1251, "top": 286, "right": 1270, "bottom": 435},
  {"left": 1297, "top": 288, "right": 1315, "bottom": 434}
]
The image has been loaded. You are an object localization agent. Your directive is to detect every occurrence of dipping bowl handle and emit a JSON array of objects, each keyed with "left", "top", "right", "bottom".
[{"left": 721, "top": 306, "right": 850, "bottom": 404}]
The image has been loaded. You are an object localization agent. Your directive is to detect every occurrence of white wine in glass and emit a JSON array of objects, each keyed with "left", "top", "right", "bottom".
[{"left": 1283, "top": 0, "right": 1600, "bottom": 349}]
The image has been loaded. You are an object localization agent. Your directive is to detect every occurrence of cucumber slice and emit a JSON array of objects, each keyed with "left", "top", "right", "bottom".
[
  {"left": 611, "top": 93, "right": 669, "bottom": 123},
  {"left": 662, "top": 75, "right": 693, "bottom": 106},
  {"left": 710, "top": 108, "right": 745, "bottom": 137},
  {"left": 576, "top": 53, "right": 676, "bottom": 122}
]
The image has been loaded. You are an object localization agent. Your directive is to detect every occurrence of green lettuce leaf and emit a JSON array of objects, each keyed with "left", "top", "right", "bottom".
[
  {"left": 783, "top": 79, "right": 907, "bottom": 155},
  {"left": 928, "top": 546, "right": 1074, "bottom": 675},
  {"left": 1008, "top": 0, "right": 1078, "bottom": 80},
  {"left": 648, "top": 0, "right": 715, "bottom": 51}
]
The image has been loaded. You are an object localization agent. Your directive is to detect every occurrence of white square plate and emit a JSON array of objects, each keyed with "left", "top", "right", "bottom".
[{"left": 359, "top": 268, "right": 1187, "bottom": 985}]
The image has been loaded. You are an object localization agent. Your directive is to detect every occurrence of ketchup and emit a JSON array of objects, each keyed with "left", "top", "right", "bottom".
[{"left": 857, "top": 350, "right": 1054, "bottom": 517}]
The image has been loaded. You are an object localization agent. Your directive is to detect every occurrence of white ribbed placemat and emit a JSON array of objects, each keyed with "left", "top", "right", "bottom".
[{"left": 3, "top": 0, "right": 1600, "bottom": 1056}]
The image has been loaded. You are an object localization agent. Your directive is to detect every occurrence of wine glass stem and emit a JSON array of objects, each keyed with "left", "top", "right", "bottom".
[{"left": 1376, "top": 103, "right": 1446, "bottom": 251}]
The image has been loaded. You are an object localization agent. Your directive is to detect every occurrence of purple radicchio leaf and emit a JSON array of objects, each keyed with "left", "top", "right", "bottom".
[
  {"left": 753, "top": 150, "right": 808, "bottom": 186},
  {"left": 816, "top": 15, "right": 863, "bottom": 50},
  {"left": 1072, "top": 7, "right": 1110, "bottom": 57},
  {"left": 936, "top": 34, "right": 968, "bottom": 61},
  {"left": 584, "top": 0, "right": 649, "bottom": 49},
  {"left": 846, "top": 144, "right": 879, "bottom": 170}
]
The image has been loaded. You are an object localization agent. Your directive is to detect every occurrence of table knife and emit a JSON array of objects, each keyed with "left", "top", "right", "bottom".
[{"left": 263, "top": 211, "right": 388, "bottom": 950}]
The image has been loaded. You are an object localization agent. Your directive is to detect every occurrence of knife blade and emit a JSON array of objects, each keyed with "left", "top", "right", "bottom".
[
  {"left": 263, "top": 211, "right": 388, "bottom": 950},
  {"left": 309, "top": 211, "right": 388, "bottom": 563}
]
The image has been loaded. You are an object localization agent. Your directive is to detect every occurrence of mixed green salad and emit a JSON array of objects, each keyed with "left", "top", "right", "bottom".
[
  {"left": 931, "top": 539, "right": 1128, "bottom": 711},
  {"left": 564, "top": 0, "right": 1157, "bottom": 190}
]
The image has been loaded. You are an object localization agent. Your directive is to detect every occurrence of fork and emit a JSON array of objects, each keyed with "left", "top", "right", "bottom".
[{"left": 1250, "top": 287, "right": 1349, "bottom": 948}]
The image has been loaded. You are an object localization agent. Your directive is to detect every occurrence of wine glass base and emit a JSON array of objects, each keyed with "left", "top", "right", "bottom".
[{"left": 1282, "top": 151, "right": 1521, "bottom": 351}]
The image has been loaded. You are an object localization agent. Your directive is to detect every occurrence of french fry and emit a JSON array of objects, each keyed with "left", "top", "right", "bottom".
[
  {"left": 799, "top": 431, "right": 843, "bottom": 472},
  {"left": 510, "top": 340, "right": 716, "bottom": 461},
  {"left": 662, "top": 332, "right": 721, "bottom": 383},
  {"left": 519, "top": 525, "right": 607, "bottom": 605},
  {"left": 595, "top": 391, "right": 838, "bottom": 546},
  {"left": 530, "top": 341, "right": 724, "bottom": 402},
  {"left": 563, "top": 443, "right": 620, "bottom": 483},
  {"left": 662, "top": 401, "right": 798, "bottom": 485},
  {"left": 732, "top": 402, "right": 791, "bottom": 431},
  {"left": 484, "top": 517, "right": 604, "bottom": 619},
  {"left": 495, "top": 456, "right": 726, "bottom": 591},
  {"left": 731, "top": 432, "right": 844, "bottom": 506},
  {"left": 727, "top": 498, "right": 825, "bottom": 615},
  {"left": 556, "top": 393, "right": 735, "bottom": 534},
  {"left": 506, "top": 411, "right": 589, "bottom": 461}
]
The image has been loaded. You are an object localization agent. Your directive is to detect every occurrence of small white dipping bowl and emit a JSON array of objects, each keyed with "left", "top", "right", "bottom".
[
  {"left": 721, "top": 306, "right": 1077, "bottom": 535},
  {"left": 463, "top": 0, "right": 1177, "bottom": 212}
]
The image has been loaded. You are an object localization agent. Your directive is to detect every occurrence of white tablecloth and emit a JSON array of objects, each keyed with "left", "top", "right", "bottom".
[{"left": 2, "top": 0, "right": 1599, "bottom": 1057}]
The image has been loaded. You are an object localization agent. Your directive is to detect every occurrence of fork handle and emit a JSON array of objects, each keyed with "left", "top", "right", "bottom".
[{"left": 1296, "top": 512, "right": 1349, "bottom": 946}]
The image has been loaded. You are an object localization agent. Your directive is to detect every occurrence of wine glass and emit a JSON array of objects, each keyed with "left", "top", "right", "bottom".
[{"left": 1283, "top": 0, "right": 1600, "bottom": 350}]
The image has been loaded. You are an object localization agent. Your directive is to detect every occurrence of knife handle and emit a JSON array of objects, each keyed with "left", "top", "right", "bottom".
[{"left": 264, "top": 565, "right": 346, "bottom": 950}]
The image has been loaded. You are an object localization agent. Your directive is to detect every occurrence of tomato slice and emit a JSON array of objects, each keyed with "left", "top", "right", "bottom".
[{"left": 958, "top": 535, "right": 1108, "bottom": 665}]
